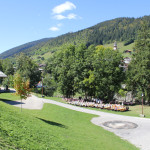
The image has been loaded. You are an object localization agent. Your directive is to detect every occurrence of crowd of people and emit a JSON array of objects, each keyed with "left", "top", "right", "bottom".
[{"left": 64, "top": 98, "right": 129, "bottom": 112}]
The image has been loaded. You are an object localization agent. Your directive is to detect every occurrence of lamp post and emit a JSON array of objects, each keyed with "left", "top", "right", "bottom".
[
  {"left": 140, "top": 93, "right": 145, "bottom": 117},
  {"left": 141, "top": 93, "right": 144, "bottom": 115},
  {"left": 41, "top": 77, "right": 45, "bottom": 97},
  {"left": 42, "top": 77, "right": 43, "bottom": 97}
]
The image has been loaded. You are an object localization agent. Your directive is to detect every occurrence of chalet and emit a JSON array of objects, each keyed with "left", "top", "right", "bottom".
[
  {"left": 0, "top": 71, "right": 7, "bottom": 78},
  {"left": 124, "top": 50, "right": 132, "bottom": 54},
  {"left": 38, "top": 64, "right": 46, "bottom": 68},
  {"left": 124, "top": 57, "right": 131, "bottom": 65},
  {"left": 119, "top": 57, "right": 131, "bottom": 71}
]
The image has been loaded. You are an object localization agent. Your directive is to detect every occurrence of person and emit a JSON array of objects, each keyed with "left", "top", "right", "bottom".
[{"left": 6, "top": 85, "right": 8, "bottom": 91}]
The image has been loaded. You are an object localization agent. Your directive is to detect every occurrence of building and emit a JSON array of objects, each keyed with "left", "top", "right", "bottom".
[{"left": 0, "top": 71, "right": 7, "bottom": 78}]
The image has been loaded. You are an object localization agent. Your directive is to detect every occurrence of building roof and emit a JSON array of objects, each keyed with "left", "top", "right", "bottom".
[{"left": 0, "top": 71, "right": 7, "bottom": 78}]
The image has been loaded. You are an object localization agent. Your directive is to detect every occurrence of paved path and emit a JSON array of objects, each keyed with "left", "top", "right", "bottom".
[{"left": 4, "top": 94, "right": 150, "bottom": 150}]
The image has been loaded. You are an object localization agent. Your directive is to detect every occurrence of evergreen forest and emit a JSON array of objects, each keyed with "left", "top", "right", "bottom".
[{"left": 0, "top": 16, "right": 150, "bottom": 61}]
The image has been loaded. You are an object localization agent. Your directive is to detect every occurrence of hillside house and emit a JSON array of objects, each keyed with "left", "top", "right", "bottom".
[
  {"left": 124, "top": 50, "right": 132, "bottom": 54},
  {"left": 0, "top": 71, "right": 7, "bottom": 78}
]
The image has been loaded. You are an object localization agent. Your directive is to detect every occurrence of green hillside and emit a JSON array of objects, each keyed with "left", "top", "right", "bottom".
[
  {"left": 0, "top": 38, "right": 51, "bottom": 59},
  {"left": 0, "top": 16, "right": 150, "bottom": 62},
  {"left": 104, "top": 42, "right": 134, "bottom": 58}
]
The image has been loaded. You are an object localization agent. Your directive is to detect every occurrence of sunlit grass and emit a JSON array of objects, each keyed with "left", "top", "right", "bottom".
[
  {"left": 0, "top": 99, "right": 138, "bottom": 150},
  {"left": 0, "top": 92, "right": 20, "bottom": 101},
  {"left": 44, "top": 96, "right": 150, "bottom": 118},
  {"left": 104, "top": 42, "right": 134, "bottom": 58}
]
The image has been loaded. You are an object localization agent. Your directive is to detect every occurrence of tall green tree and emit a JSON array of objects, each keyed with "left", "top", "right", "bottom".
[
  {"left": 58, "top": 45, "right": 76, "bottom": 98},
  {"left": 126, "top": 22, "right": 150, "bottom": 104},
  {"left": 43, "top": 74, "right": 57, "bottom": 96},
  {"left": 15, "top": 53, "right": 41, "bottom": 87},
  {"left": 91, "top": 45, "right": 125, "bottom": 102},
  {"left": 2, "top": 59, "right": 14, "bottom": 75},
  {"left": 74, "top": 44, "right": 96, "bottom": 98},
  {"left": 45, "top": 44, "right": 125, "bottom": 101}
]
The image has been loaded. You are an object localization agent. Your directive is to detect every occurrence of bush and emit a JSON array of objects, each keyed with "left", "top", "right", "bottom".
[
  {"left": 2, "top": 75, "right": 14, "bottom": 88},
  {"left": 43, "top": 74, "right": 57, "bottom": 96}
]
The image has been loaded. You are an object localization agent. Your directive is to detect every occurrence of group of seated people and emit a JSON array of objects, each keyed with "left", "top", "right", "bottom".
[{"left": 64, "top": 98, "right": 129, "bottom": 112}]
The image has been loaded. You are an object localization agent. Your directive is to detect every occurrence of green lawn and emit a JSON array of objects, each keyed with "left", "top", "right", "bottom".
[
  {"left": 89, "top": 105, "right": 150, "bottom": 118},
  {"left": 0, "top": 95, "right": 138, "bottom": 150},
  {"left": 0, "top": 92, "right": 20, "bottom": 101},
  {"left": 43, "top": 96, "right": 150, "bottom": 119},
  {"left": 5, "top": 91, "right": 149, "bottom": 119}
]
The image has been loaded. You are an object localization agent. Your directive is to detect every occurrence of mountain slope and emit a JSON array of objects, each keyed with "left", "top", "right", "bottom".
[
  {"left": 0, "top": 38, "right": 52, "bottom": 59},
  {"left": 0, "top": 16, "right": 150, "bottom": 60}
]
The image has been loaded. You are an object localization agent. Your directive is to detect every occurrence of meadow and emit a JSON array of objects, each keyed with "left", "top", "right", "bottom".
[
  {"left": 104, "top": 42, "right": 134, "bottom": 58},
  {"left": 33, "top": 93, "right": 150, "bottom": 119},
  {"left": 0, "top": 93, "right": 138, "bottom": 150}
]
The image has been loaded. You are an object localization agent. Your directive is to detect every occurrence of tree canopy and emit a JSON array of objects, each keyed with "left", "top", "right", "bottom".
[
  {"left": 15, "top": 53, "right": 41, "bottom": 87},
  {"left": 126, "top": 22, "right": 150, "bottom": 104},
  {"left": 45, "top": 44, "right": 124, "bottom": 101}
]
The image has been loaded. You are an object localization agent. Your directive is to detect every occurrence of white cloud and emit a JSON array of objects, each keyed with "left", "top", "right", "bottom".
[
  {"left": 54, "top": 13, "right": 77, "bottom": 20},
  {"left": 52, "top": 1, "right": 76, "bottom": 14},
  {"left": 49, "top": 23, "right": 63, "bottom": 31},
  {"left": 67, "top": 13, "right": 76, "bottom": 19},
  {"left": 49, "top": 26, "right": 59, "bottom": 31},
  {"left": 54, "top": 14, "right": 66, "bottom": 20}
]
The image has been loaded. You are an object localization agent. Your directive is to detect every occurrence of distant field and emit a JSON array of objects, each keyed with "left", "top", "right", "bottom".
[
  {"left": 31, "top": 42, "right": 134, "bottom": 63},
  {"left": 104, "top": 42, "right": 134, "bottom": 58},
  {"left": 0, "top": 93, "right": 138, "bottom": 150}
]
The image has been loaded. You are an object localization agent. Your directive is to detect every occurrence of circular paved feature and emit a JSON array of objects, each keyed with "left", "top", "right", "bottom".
[{"left": 103, "top": 120, "right": 138, "bottom": 129}]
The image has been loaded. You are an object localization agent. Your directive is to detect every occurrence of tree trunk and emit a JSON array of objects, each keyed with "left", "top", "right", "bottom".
[{"left": 21, "top": 98, "right": 22, "bottom": 112}]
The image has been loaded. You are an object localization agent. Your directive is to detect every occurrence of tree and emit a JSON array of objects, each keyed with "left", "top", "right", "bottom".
[
  {"left": 2, "top": 59, "right": 14, "bottom": 75},
  {"left": 126, "top": 22, "right": 150, "bottom": 104},
  {"left": 74, "top": 44, "right": 95, "bottom": 98},
  {"left": 1, "top": 59, "right": 14, "bottom": 89},
  {"left": 91, "top": 45, "right": 125, "bottom": 102},
  {"left": 57, "top": 45, "right": 76, "bottom": 98},
  {"left": 14, "top": 73, "right": 30, "bottom": 111},
  {"left": 43, "top": 74, "right": 57, "bottom": 96},
  {"left": 15, "top": 53, "right": 41, "bottom": 87},
  {"left": 45, "top": 44, "right": 125, "bottom": 101},
  {"left": 118, "top": 89, "right": 127, "bottom": 101},
  {"left": 2, "top": 75, "right": 14, "bottom": 89}
]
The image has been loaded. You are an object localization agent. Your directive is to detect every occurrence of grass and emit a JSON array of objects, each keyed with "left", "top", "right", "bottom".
[
  {"left": 89, "top": 105, "right": 150, "bottom": 118},
  {"left": 0, "top": 94, "right": 138, "bottom": 150},
  {"left": 0, "top": 92, "right": 20, "bottom": 101},
  {"left": 104, "top": 42, "right": 134, "bottom": 58},
  {"left": 2, "top": 91, "right": 149, "bottom": 119},
  {"left": 41, "top": 96, "right": 150, "bottom": 119}
]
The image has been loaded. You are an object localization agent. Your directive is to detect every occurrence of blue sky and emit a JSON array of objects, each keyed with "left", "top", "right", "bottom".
[{"left": 0, "top": 0, "right": 150, "bottom": 53}]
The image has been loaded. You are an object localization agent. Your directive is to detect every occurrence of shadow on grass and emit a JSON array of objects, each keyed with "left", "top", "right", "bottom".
[
  {"left": 37, "top": 117, "right": 68, "bottom": 129},
  {"left": 0, "top": 89, "right": 15, "bottom": 93},
  {"left": 1, "top": 99, "right": 24, "bottom": 105}
]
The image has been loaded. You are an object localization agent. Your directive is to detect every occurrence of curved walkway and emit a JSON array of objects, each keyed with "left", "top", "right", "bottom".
[{"left": 4, "top": 94, "right": 150, "bottom": 150}]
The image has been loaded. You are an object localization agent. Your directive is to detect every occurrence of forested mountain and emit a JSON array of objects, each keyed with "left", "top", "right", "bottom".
[
  {"left": 0, "top": 38, "right": 52, "bottom": 59},
  {"left": 0, "top": 16, "right": 150, "bottom": 59}
]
